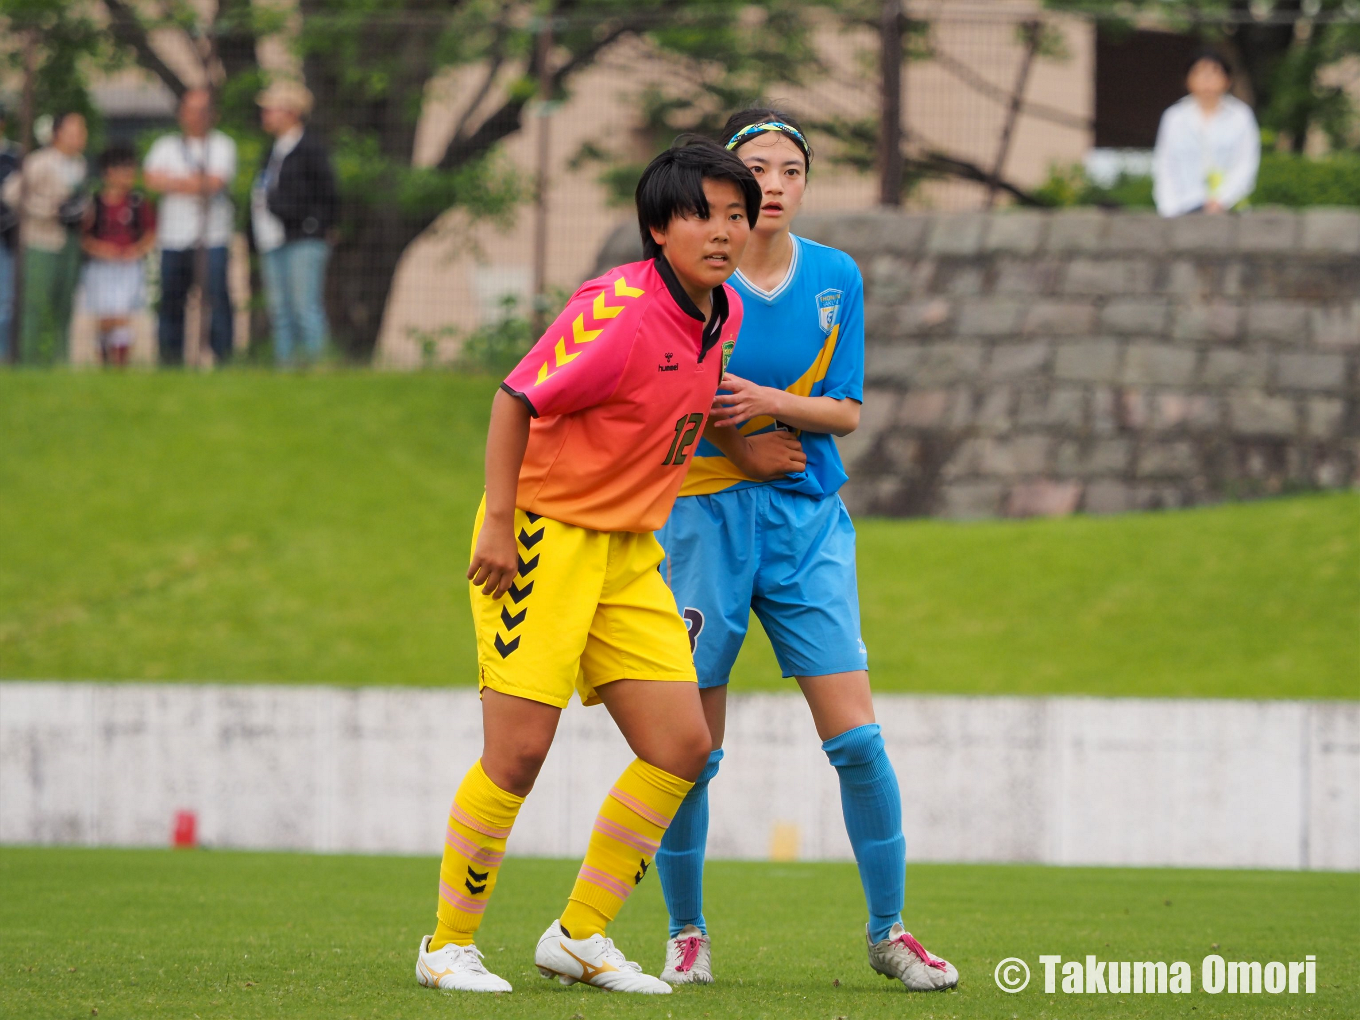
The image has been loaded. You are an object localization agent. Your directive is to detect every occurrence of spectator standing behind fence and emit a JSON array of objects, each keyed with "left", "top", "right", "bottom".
[
  {"left": 1, "top": 111, "right": 88, "bottom": 364},
  {"left": 143, "top": 88, "right": 236, "bottom": 366},
  {"left": 1153, "top": 51, "right": 1260, "bottom": 218},
  {"left": 81, "top": 145, "right": 157, "bottom": 367},
  {"left": 0, "top": 104, "right": 22, "bottom": 361},
  {"left": 252, "top": 80, "right": 338, "bottom": 366}
]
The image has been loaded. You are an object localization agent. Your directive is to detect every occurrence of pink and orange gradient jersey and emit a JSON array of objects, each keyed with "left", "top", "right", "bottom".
[{"left": 501, "top": 257, "right": 743, "bottom": 533}]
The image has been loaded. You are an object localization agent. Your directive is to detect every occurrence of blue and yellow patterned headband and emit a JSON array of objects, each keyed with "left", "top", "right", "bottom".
[{"left": 724, "top": 121, "right": 810, "bottom": 163}]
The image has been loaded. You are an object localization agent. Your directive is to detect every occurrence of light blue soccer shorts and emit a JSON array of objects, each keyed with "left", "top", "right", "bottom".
[{"left": 657, "top": 485, "right": 869, "bottom": 688}]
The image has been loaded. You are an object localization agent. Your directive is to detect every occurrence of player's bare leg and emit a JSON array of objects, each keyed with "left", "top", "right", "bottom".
[
  {"left": 796, "top": 669, "right": 875, "bottom": 740},
  {"left": 479, "top": 687, "right": 562, "bottom": 796},
  {"left": 595, "top": 677, "right": 711, "bottom": 783}
]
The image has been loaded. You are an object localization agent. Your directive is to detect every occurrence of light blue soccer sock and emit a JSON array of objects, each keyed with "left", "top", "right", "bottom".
[
  {"left": 655, "top": 748, "right": 723, "bottom": 937},
  {"left": 822, "top": 723, "right": 905, "bottom": 944}
]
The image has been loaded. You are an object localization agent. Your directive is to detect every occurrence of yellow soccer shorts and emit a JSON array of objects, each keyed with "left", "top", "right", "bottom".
[{"left": 469, "top": 497, "right": 697, "bottom": 708}]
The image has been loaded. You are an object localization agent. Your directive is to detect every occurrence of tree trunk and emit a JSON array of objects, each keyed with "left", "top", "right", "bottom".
[
  {"left": 325, "top": 205, "right": 431, "bottom": 361},
  {"left": 878, "top": 0, "right": 904, "bottom": 205}
]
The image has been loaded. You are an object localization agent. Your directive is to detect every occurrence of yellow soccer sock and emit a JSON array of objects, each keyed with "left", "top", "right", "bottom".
[
  {"left": 559, "top": 758, "right": 694, "bottom": 939},
  {"left": 430, "top": 760, "right": 525, "bottom": 949}
]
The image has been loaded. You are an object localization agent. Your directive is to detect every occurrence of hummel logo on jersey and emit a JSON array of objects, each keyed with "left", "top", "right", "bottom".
[{"left": 658, "top": 351, "right": 679, "bottom": 372}]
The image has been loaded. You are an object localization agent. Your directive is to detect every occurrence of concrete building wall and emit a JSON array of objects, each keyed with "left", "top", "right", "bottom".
[{"left": 3, "top": 682, "right": 1355, "bottom": 870}]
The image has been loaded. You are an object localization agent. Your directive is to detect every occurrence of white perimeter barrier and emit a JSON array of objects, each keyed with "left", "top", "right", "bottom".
[{"left": 1, "top": 682, "right": 1356, "bottom": 870}]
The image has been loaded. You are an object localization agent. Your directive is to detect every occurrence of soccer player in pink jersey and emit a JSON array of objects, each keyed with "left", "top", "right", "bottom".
[{"left": 415, "top": 139, "right": 802, "bottom": 996}]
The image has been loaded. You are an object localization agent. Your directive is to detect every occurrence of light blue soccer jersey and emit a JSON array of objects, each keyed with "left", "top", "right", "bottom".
[{"left": 678, "top": 234, "right": 864, "bottom": 500}]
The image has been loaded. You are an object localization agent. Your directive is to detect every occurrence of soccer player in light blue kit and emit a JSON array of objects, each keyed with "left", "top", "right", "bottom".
[{"left": 654, "top": 108, "right": 959, "bottom": 992}]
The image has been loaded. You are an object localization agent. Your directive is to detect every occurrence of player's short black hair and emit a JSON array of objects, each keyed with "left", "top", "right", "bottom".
[
  {"left": 1186, "top": 49, "right": 1232, "bottom": 81},
  {"left": 98, "top": 143, "right": 137, "bottom": 172},
  {"left": 718, "top": 106, "right": 812, "bottom": 173},
  {"left": 635, "top": 137, "right": 761, "bottom": 260}
]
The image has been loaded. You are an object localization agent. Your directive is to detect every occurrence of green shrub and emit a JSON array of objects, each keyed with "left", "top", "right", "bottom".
[
  {"left": 1035, "top": 150, "right": 1360, "bottom": 209},
  {"left": 1033, "top": 163, "right": 1154, "bottom": 209},
  {"left": 1255, "top": 151, "right": 1360, "bottom": 206}
]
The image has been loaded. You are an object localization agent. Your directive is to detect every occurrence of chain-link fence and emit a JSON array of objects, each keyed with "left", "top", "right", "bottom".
[{"left": 1, "top": 0, "right": 1356, "bottom": 368}]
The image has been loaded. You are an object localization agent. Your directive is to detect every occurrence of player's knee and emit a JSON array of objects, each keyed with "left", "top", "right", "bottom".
[
  {"left": 670, "top": 723, "right": 713, "bottom": 782},
  {"left": 821, "top": 722, "right": 884, "bottom": 769},
  {"left": 484, "top": 739, "right": 552, "bottom": 796}
]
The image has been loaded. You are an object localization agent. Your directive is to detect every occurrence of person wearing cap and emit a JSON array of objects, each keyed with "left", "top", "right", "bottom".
[
  {"left": 144, "top": 88, "right": 238, "bottom": 366},
  {"left": 1153, "top": 50, "right": 1259, "bottom": 217},
  {"left": 252, "top": 79, "right": 338, "bottom": 366}
]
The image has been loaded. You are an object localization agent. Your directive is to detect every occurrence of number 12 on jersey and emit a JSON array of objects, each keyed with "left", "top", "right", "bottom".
[{"left": 663, "top": 412, "right": 705, "bottom": 466}]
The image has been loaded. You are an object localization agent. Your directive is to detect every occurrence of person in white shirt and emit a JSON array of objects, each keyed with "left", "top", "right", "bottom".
[
  {"left": 1153, "top": 51, "right": 1260, "bottom": 218},
  {"left": 143, "top": 88, "right": 237, "bottom": 365}
]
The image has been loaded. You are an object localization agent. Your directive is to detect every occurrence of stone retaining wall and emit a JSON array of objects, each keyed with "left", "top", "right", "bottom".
[{"left": 597, "top": 208, "right": 1359, "bottom": 517}]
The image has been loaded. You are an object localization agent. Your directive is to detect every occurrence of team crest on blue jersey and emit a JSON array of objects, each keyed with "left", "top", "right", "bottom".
[{"left": 815, "top": 288, "right": 843, "bottom": 335}]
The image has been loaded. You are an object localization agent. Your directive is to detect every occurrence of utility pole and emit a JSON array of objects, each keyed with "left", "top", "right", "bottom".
[
  {"left": 878, "top": 0, "right": 904, "bottom": 206},
  {"left": 531, "top": 17, "right": 553, "bottom": 338},
  {"left": 190, "top": 34, "right": 220, "bottom": 368}
]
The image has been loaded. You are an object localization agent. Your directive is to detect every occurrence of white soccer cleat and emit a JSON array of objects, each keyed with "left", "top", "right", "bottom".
[
  {"left": 660, "top": 924, "right": 713, "bottom": 984},
  {"left": 534, "top": 919, "right": 672, "bottom": 994},
  {"left": 415, "top": 934, "right": 513, "bottom": 992},
  {"left": 866, "top": 923, "right": 959, "bottom": 991}
]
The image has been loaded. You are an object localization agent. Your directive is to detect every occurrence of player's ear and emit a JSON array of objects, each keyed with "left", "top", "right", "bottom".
[{"left": 649, "top": 224, "right": 668, "bottom": 249}]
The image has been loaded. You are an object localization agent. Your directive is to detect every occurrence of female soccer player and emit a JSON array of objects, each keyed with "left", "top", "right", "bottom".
[
  {"left": 414, "top": 140, "right": 801, "bottom": 996},
  {"left": 653, "top": 109, "right": 959, "bottom": 992}
]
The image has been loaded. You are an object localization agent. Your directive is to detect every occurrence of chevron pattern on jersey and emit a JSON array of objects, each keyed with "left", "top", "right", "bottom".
[{"left": 535, "top": 275, "right": 645, "bottom": 386}]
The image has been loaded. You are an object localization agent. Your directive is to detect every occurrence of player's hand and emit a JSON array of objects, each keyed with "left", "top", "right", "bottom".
[
  {"left": 467, "top": 514, "right": 520, "bottom": 598},
  {"left": 710, "top": 373, "right": 786, "bottom": 428},
  {"left": 739, "top": 430, "right": 806, "bottom": 480}
]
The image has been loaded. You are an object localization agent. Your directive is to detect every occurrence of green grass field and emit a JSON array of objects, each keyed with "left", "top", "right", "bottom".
[
  {"left": 1, "top": 371, "right": 1355, "bottom": 698},
  {"left": 1, "top": 848, "right": 1355, "bottom": 1020}
]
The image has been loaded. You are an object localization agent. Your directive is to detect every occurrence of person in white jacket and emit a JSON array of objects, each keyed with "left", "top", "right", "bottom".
[{"left": 1153, "top": 51, "right": 1260, "bottom": 217}]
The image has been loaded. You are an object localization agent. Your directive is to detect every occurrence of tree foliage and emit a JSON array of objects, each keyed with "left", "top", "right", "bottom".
[
  {"left": 1044, "top": 0, "right": 1360, "bottom": 151},
  {"left": 44, "top": 0, "right": 847, "bottom": 360},
  {"left": 0, "top": 0, "right": 111, "bottom": 137}
]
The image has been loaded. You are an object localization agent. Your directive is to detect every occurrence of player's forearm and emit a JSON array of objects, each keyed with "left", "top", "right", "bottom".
[
  {"left": 763, "top": 392, "right": 860, "bottom": 436},
  {"left": 702, "top": 419, "right": 753, "bottom": 468},
  {"left": 483, "top": 388, "right": 532, "bottom": 522}
]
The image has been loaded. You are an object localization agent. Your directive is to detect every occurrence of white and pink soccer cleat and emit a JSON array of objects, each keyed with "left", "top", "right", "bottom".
[
  {"left": 866, "top": 923, "right": 959, "bottom": 991},
  {"left": 660, "top": 924, "right": 713, "bottom": 985}
]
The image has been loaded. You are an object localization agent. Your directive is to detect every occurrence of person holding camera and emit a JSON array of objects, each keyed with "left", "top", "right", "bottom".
[{"left": 0, "top": 110, "right": 88, "bottom": 364}]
